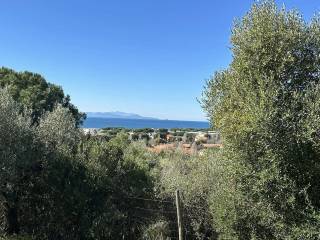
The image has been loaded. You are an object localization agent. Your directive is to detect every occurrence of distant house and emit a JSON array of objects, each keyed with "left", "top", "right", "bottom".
[
  {"left": 195, "top": 133, "right": 208, "bottom": 143},
  {"left": 206, "top": 131, "right": 221, "bottom": 144},
  {"left": 194, "top": 131, "right": 221, "bottom": 144},
  {"left": 166, "top": 134, "right": 175, "bottom": 142},
  {"left": 82, "top": 128, "right": 99, "bottom": 135}
]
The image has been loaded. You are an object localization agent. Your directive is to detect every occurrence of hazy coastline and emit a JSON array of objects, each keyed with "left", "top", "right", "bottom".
[{"left": 83, "top": 117, "right": 210, "bottom": 129}]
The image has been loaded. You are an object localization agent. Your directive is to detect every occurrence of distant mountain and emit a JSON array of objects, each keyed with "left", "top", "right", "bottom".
[{"left": 86, "top": 111, "right": 158, "bottom": 120}]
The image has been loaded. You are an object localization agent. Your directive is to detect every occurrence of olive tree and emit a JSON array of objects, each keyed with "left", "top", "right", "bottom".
[
  {"left": 202, "top": 1, "right": 320, "bottom": 239},
  {"left": 0, "top": 90, "right": 88, "bottom": 239},
  {"left": 0, "top": 88, "right": 42, "bottom": 234},
  {"left": 37, "top": 105, "right": 81, "bottom": 155}
]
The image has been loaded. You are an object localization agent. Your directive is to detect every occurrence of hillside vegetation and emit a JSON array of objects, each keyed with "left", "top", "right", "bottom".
[
  {"left": 202, "top": 0, "right": 320, "bottom": 238},
  {"left": 1, "top": 1, "right": 320, "bottom": 239}
]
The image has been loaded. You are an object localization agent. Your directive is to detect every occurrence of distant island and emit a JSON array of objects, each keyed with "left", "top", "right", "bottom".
[{"left": 86, "top": 111, "right": 158, "bottom": 120}]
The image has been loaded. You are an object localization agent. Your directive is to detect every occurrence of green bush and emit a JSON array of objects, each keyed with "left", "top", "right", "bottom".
[
  {"left": 0, "top": 88, "right": 156, "bottom": 240},
  {"left": 133, "top": 128, "right": 154, "bottom": 133},
  {"left": 142, "top": 220, "right": 171, "bottom": 240},
  {"left": 0, "top": 67, "right": 85, "bottom": 125},
  {"left": 157, "top": 149, "right": 220, "bottom": 239},
  {"left": 202, "top": 1, "right": 320, "bottom": 239},
  {"left": 158, "top": 128, "right": 168, "bottom": 133}
]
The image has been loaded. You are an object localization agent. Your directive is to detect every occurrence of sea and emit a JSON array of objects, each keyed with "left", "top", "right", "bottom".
[{"left": 82, "top": 117, "right": 210, "bottom": 129}]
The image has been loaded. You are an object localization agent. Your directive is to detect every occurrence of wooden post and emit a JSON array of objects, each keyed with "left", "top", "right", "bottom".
[{"left": 175, "top": 189, "right": 183, "bottom": 240}]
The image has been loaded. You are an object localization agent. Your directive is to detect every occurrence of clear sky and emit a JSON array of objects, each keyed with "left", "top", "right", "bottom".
[{"left": 1, "top": 1, "right": 319, "bottom": 121}]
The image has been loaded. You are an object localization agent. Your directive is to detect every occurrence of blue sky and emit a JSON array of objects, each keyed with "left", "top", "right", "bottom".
[{"left": 1, "top": 0, "right": 319, "bottom": 121}]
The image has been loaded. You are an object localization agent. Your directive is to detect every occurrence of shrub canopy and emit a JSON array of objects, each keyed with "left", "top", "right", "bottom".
[
  {"left": 202, "top": 1, "right": 320, "bottom": 239},
  {"left": 0, "top": 67, "right": 85, "bottom": 125}
]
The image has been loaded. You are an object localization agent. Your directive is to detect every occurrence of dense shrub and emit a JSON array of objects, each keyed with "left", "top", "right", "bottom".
[
  {"left": 0, "top": 67, "right": 85, "bottom": 125},
  {"left": 0, "top": 88, "right": 156, "bottom": 239},
  {"left": 156, "top": 148, "right": 220, "bottom": 239},
  {"left": 202, "top": 1, "right": 320, "bottom": 239},
  {"left": 142, "top": 220, "right": 171, "bottom": 240},
  {"left": 158, "top": 129, "right": 168, "bottom": 133}
]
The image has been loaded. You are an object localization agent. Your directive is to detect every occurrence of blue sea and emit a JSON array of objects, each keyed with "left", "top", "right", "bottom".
[{"left": 83, "top": 117, "right": 210, "bottom": 129}]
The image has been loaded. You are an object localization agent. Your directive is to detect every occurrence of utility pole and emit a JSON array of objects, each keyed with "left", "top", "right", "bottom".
[{"left": 175, "top": 189, "right": 183, "bottom": 240}]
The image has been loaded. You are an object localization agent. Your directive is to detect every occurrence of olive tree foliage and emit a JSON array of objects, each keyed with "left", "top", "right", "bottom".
[
  {"left": 142, "top": 220, "right": 171, "bottom": 240},
  {"left": 157, "top": 149, "right": 221, "bottom": 239},
  {"left": 0, "top": 89, "right": 93, "bottom": 238},
  {"left": 0, "top": 88, "right": 157, "bottom": 239},
  {"left": 201, "top": 1, "right": 320, "bottom": 239},
  {"left": 26, "top": 105, "right": 87, "bottom": 239},
  {"left": 0, "top": 88, "right": 32, "bottom": 180},
  {"left": 0, "top": 88, "right": 40, "bottom": 234},
  {"left": 78, "top": 135, "right": 158, "bottom": 239},
  {"left": 0, "top": 88, "right": 86, "bottom": 238},
  {"left": 37, "top": 105, "right": 81, "bottom": 155}
]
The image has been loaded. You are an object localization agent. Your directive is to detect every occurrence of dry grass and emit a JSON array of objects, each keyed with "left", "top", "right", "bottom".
[{"left": 147, "top": 143, "right": 222, "bottom": 154}]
